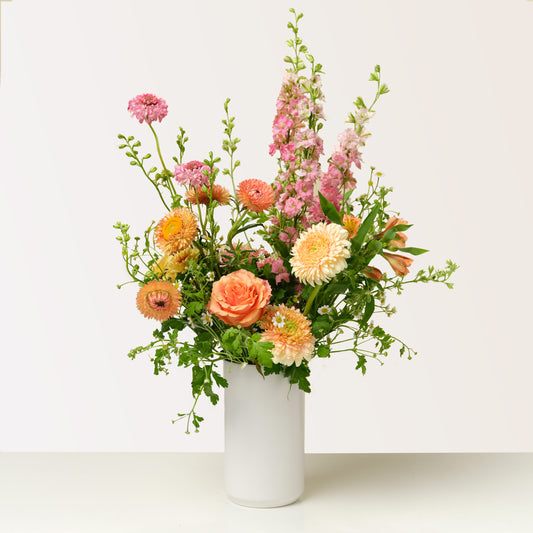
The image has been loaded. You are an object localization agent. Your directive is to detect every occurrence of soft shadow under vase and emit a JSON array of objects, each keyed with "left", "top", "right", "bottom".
[{"left": 223, "top": 360, "right": 305, "bottom": 508}]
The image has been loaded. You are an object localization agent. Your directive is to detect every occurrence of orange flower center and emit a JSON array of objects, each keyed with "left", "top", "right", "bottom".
[{"left": 162, "top": 217, "right": 183, "bottom": 240}]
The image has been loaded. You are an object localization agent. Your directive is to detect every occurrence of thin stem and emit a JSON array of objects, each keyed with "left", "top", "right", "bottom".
[{"left": 148, "top": 123, "right": 168, "bottom": 172}]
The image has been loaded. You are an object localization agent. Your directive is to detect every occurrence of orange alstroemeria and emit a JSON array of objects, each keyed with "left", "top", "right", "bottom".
[
  {"left": 378, "top": 216, "right": 408, "bottom": 248},
  {"left": 362, "top": 266, "right": 383, "bottom": 281},
  {"left": 342, "top": 214, "right": 362, "bottom": 239},
  {"left": 383, "top": 252, "right": 413, "bottom": 277}
]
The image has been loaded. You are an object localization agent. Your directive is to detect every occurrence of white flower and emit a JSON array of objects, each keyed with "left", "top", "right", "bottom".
[
  {"left": 318, "top": 305, "right": 331, "bottom": 315},
  {"left": 272, "top": 312, "right": 286, "bottom": 328},
  {"left": 202, "top": 312, "right": 213, "bottom": 325},
  {"left": 206, "top": 272, "right": 215, "bottom": 282}
]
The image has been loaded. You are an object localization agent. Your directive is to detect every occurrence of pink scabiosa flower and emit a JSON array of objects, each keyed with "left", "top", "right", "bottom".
[
  {"left": 173, "top": 160, "right": 210, "bottom": 189},
  {"left": 127, "top": 94, "right": 168, "bottom": 125},
  {"left": 290, "top": 222, "right": 351, "bottom": 286},
  {"left": 136, "top": 280, "right": 182, "bottom": 321},
  {"left": 383, "top": 252, "right": 413, "bottom": 276},
  {"left": 237, "top": 179, "right": 275, "bottom": 213},
  {"left": 259, "top": 305, "right": 315, "bottom": 367}
]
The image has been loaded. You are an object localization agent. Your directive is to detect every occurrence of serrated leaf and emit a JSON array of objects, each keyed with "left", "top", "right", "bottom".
[{"left": 317, "top": 345, "right": 331, "bottom": 358}]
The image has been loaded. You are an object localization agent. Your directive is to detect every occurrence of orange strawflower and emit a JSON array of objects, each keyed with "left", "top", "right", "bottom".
[
  {"left": 136, "top": 280, "right": 182, "bottom": 321},
  {"left": 237, "top": 179, "right": 275, "bottom": 213},
  {"left": 185, "top": 184, "right": 230, "bottom": 206},
  {"left": 155, "top": 208, "right": 198, "bottom": 255},
  {"left": 383, "top": 252, "right": 413, "bottom": 276},
  {"left": 342, "top": 214, "right": 361, "bottom": 239},
  {"left": 153, "top": 247, "right": 200, "bottom": 281}
]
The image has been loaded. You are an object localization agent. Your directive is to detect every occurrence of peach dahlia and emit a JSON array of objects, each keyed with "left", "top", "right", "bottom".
[{"left": 259, "top": 305, "right": 315, "bottom": 367}]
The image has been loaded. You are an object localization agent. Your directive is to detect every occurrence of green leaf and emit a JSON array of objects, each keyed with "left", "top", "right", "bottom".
[
  {"left": 365, "top": 240, "right": 382, "bottom": 256},
  {"left": 318, "top": 191, "right": 342, "bottom": 225},
  {"left": 191, "top": 365, "right": 205, "bottom": 395},
  {"left": 343, "top": 188, "right": 356, "bottom": 202},
  {"left": 353, "top": 204, "right": 380, "bottom": 251},
  {"left": 356, "top": 354, "right": 367, "bottom": 375},
  {"left": 399, "top": 247, "right": 429, "bottom": 256},
  {"left": 161, "top": 317, "right": 187, "bottom": 333},
  {"left": 285, "top": 364, "right": 311, "bottom": 393},
  {"left": 317, "top": 345, "right": 331, "bottom": 358},
  {"left": 311, "top": 316, "right": 331, "bottom": 337},
  {"left": 212, "top": 371, "right": 228, "bottom": 389},
  {"left": 248, "top": 338, "right": 274, "bottom": 367},
  {"left": 361, "top": 296, "right": 375, "bottom": 326}
]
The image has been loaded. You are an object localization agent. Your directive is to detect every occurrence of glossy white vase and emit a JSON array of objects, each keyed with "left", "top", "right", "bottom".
[{"left": 223, "top": 360, "right": 305, "bottom": 508}]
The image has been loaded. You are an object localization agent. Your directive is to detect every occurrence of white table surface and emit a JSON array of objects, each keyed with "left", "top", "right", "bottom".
[{"left": 1, "top": 453, "right": 532, "bottom": 533}]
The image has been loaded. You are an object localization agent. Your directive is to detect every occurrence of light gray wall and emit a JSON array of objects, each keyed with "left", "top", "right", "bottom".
[{"left": 1, "top": 0, "right": 532, "bottom": 452}]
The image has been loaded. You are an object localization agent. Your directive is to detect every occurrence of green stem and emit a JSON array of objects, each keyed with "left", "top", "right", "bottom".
[
  {"left": 303, "top": 284, "right": 321, "bottom": 316},
  {"left": 149, "top": 122, "right": 178, "bottom": 200},
  {"left": 148, "top": 122, "right": 168, "bottom": 172},
  {"left": 226, "top": 212, "right": 248, "bottom": 246}
]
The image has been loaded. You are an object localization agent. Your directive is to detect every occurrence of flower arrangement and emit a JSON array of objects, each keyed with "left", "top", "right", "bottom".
[{"left": 114, "top": 9, "right": 457, "bottom": 433}]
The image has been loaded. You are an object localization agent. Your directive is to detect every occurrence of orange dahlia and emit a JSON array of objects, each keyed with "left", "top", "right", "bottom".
[
  {"left": 290, "top": 222, "right": 351, "bottom": 286},
  {"left": 185, "top": 184, "right": 230, "bottom": 206},
  {"left": 136, "top": 280, "right": 182, "bottom": 321},
  {"left": 153, "top": 247, "right": 200, "bottom": 281},
  {"left": 236, "top": 179, "right": 275, "bottom": 213},
  {"left": 154, "top": 208, "right": 198, "bottom": 255},
  {"left": 342, "top": 214, "right": 361, "bottom": 239},
  {"left": 259, "top": 305, "right": 315, "bottom": 366}
]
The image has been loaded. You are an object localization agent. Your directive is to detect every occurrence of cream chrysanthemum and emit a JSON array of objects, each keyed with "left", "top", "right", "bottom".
[
  {"left": 136, "top": 280, "right": 182, "bottom": 321},
  {"left": 155, "top": 208, "right": 198, "bottom": 255},
  {"left": 259, "top": 305, "right": 315, "bottom": 367},
  {"left": 153, "top": 247, "right": 200, "bottom": 281},
  {"left": 289, "top": 222, "right": 351, "bottom": 286}
]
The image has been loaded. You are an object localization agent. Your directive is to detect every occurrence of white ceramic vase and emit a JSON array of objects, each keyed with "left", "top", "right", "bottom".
[{"left": 223, "top": 360, "right": 305, "bottom": 508}]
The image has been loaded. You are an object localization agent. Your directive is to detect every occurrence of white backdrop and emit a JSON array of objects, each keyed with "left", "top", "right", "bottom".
[{"left": 1, "top": 0, "right": 532, "bottom": 452}]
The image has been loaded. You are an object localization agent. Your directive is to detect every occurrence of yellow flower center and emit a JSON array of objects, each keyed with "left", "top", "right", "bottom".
[
  {"left": 162, "top": 217, "right": 183, "bottom": 240},
  {"left": 284, "top": 319, "right": 297, "bottom": 333}
]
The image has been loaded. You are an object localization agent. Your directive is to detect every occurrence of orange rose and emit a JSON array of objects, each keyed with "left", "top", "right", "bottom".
[{"left": 206, "top": 269, "right": 272, "bottom": 327}]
